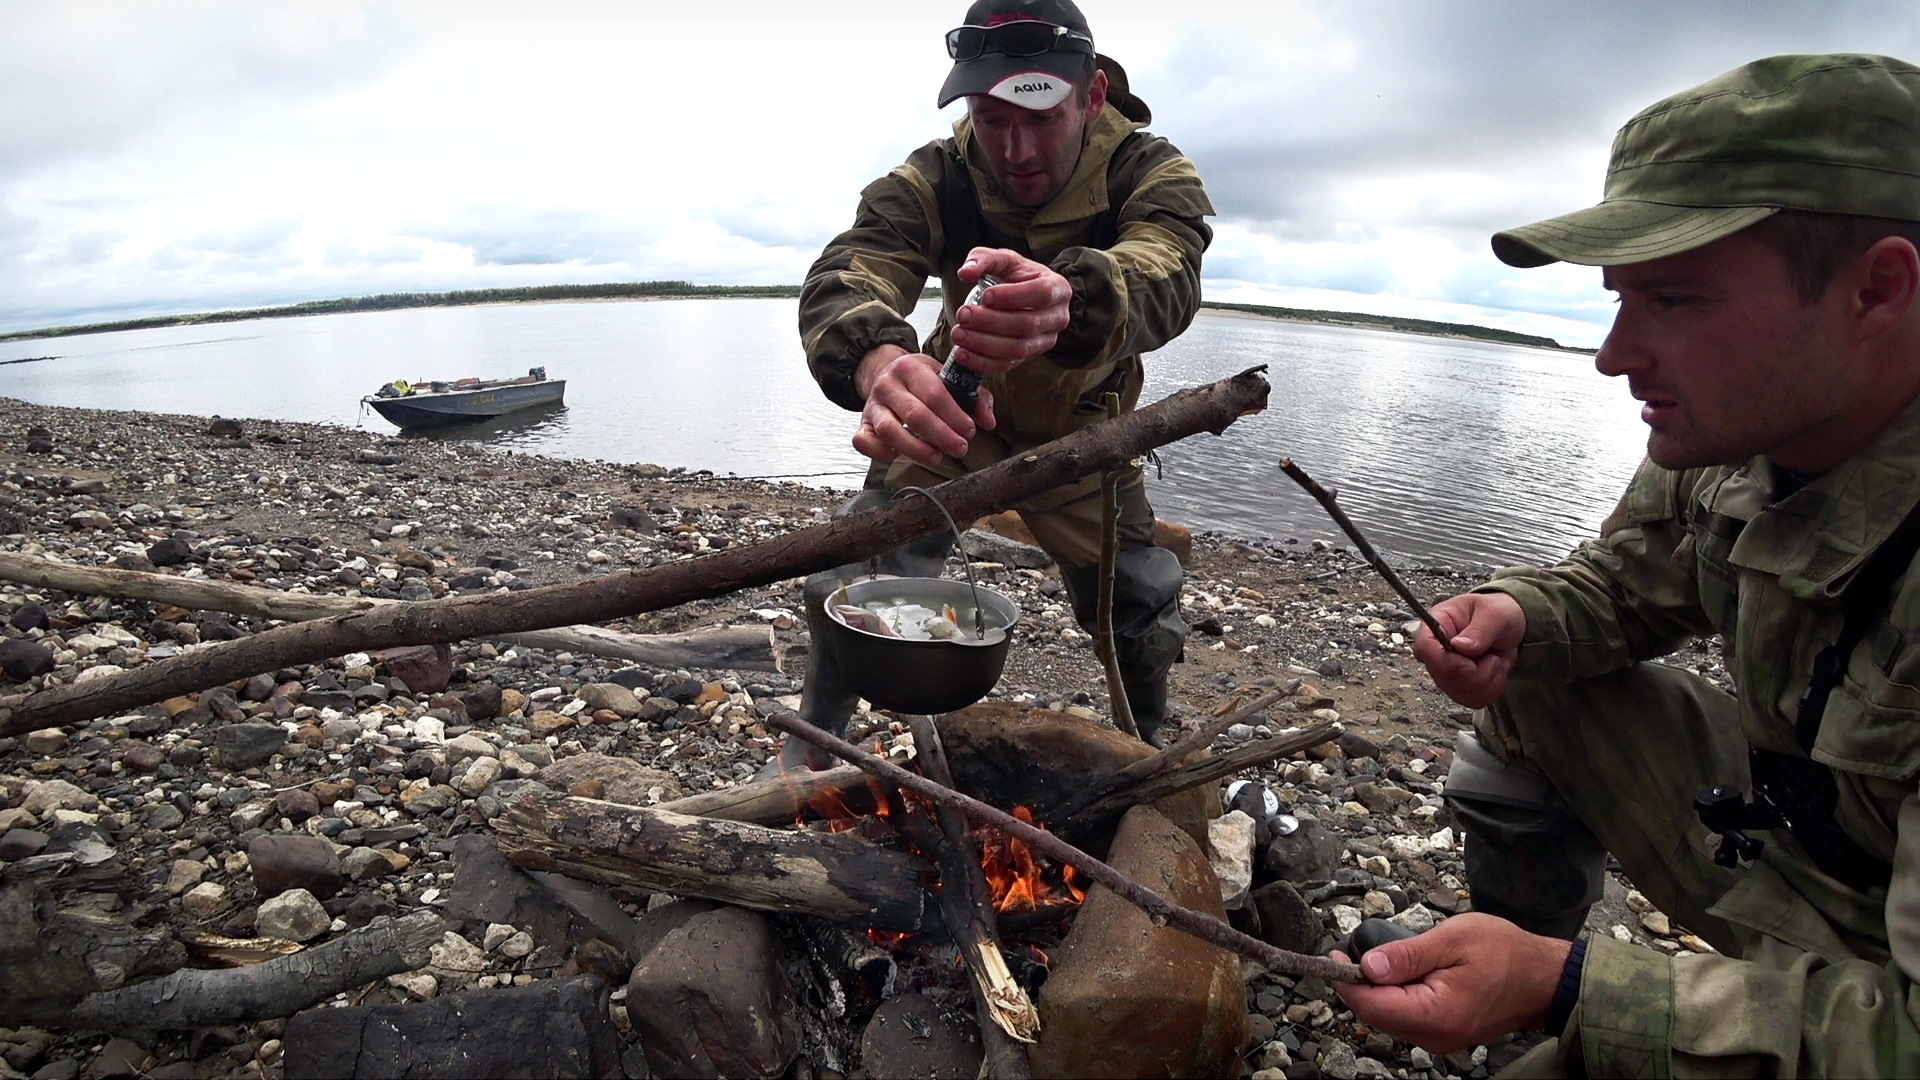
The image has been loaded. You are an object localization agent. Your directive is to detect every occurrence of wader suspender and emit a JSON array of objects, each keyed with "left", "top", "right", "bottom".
[{"left": 1696, "top": 503, "right": 1920, "bottom": 892}]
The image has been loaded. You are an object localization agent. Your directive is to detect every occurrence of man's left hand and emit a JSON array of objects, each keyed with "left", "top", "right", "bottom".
[
  {"left": 949, "top": 247, "right": 1073, "bottom": 375},
  {"left": 1333, "top": 913, "right": 1571, "bottom": 1054}
]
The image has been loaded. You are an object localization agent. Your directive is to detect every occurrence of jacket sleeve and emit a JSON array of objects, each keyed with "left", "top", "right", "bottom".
[
  {"left": 798, "top": 145, "right": 945, "bottom": 412},
  {"left": 1562, "top": 789, "right": 1920, "bottom": 1076},
  {"left": 1047, "top": 136, "right": 1214, "bottom": 369},
  {"left": 1476, "top": 458, "right": 1717, "bottom": 682}
]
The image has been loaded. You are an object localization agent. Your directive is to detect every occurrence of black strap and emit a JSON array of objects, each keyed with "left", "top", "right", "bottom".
[
  {"left": 1795, "top": 504, "right": 1920, "bottom": 751},
  {"left": 938, "top": 131, "right": 1141, "bottom": 269},
  {"left": 1759, "top": 501, "right": 1920, "bottom": 891}
]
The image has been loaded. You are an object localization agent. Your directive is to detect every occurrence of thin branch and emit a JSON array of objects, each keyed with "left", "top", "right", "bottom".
[
  {"left": 765, "top": 714, "right": 1363, "bottom": 984},
  {"left": 1278, "top": 458, "right": 1455, "bottom": 653},
  {"left": 1047, "top": 683, "right": 1297, "bottom": 822},
  {"left": 1095, "top": 391, "right": 1139, "bottom": 740}
]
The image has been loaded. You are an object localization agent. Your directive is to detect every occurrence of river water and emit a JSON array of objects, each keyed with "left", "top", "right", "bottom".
[{"left": 0, "top": 298, "right": 1644, "bottom": 566}]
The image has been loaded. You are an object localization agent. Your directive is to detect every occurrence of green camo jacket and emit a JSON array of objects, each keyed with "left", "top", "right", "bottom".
[
  {"left": 1484, "top": 392, "right": 1920, "bottom": 1076},
  {"left": 798, "top": 95, "right": 1213, "bottom": 444}
]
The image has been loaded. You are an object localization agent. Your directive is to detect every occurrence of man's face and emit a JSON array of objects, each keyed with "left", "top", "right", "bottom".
[
  {"left": 965, "top": 72, "right": 1104, "bottom": 208},
  {"left": 1597, "top": 231, "right": 1859, "bottom": 471}
]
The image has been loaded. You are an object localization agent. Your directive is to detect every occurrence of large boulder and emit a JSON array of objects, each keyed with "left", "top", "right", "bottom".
[
  {"left": 936, "top": 703, "right": 1213, "bottom": 856},
  {"left": 249, "top": 834, "right": 343, "bottom": 900},
  {"left": 282, "top": 974, "right": 621, "bottom": 1078},
  {"left": 1027, "top": 806, "right": 1249, "bottom": 1079},
  {"left": 625, "top": 907, "right": 800, "bottom": 1079}
]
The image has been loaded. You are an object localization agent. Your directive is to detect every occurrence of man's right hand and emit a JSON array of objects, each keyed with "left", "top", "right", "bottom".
[
  {"left": 850, "top": 344, "right": 996, "bottom": 467},
  {"left": 1412, "top": 592, "right": 1526, "bottom": 709}
]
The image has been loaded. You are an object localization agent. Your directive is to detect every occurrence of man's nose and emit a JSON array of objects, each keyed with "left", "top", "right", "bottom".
[
  {"left": 1594, "top": 310, "right": 1646, "bottom": 379},
  {"left": 1007, "top": 123, "right": 1040, "bottom": 163}
]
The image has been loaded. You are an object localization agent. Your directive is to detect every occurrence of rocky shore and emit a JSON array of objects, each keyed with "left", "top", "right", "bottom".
[{"left": 0, "top": 396, "right": 1720, "bottom": 1080}]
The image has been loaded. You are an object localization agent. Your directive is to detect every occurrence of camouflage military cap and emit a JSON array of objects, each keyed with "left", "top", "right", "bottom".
[{"left": 1493, "top": 54, "right": 1920, "bottom": 268}]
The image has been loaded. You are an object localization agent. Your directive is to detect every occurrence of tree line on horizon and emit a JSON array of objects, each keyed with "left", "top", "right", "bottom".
[{"left": 1, "top": 282, "right": 1573, "bottom": 352}]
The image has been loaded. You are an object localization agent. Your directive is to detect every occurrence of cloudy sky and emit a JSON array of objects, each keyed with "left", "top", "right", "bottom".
[{"left": 2, "top": 1, "right": 1913, "bottom": 344}]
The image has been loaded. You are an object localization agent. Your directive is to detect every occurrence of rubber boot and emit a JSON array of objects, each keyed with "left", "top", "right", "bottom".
[
  {"left": 1062, "top": 548, "right": 1186, "bottom": 745},
  {"left": 1443, "top": 732, "right": 1605, "bottom": 940},
  {"left": 774, "top": 489, "right": 955, "bottom": 773},
  {"left": 1122, "top": 671, "right": 1171, "bottom": 748}
]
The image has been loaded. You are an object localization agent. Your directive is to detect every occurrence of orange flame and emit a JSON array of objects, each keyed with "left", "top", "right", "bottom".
[{"left": 976, "top": 807, "right": 1083, "bottom": 914}]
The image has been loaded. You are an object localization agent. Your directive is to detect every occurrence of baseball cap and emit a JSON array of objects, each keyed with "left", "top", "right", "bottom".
[
  {"left": 938, "top": 0, "right": 1095, "bottom": 111},
  {"left": 1493, "top": 54, "right": 1920, "bottom": 268}
]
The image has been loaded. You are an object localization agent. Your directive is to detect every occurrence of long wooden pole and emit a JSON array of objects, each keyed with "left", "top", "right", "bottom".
[
  {"left": 765, "top": 712, "right": 1362, "bottom": 984},
  {"left": 0, "top": 369, "right": 1270, "bottom": 735}
]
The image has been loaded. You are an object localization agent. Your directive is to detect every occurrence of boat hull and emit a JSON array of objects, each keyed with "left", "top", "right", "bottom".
[{"left": 367, "top": 380, "right": 566, "bottom": 429}]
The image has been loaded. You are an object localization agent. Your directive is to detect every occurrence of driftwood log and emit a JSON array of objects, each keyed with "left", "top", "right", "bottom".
[
  {"left": 492, "top": 789, "right": 931, "bottom": 931},
  {"left": 906, "top": 716, "right": 1038, "bottom": 1075},
  {"left": 67, "top": 911, "right": 442, "bottom": 1038},
  {"left": 766, "top": 712, "right": 1364, "bottom": 983},
  {"left": 0, "top": 367, "right": 1269, "bottom": 736},
  {"left": 0, "top": 551, "right": 780, "bottom": 672}
]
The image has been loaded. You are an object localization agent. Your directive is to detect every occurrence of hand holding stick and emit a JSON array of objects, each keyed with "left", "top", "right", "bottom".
[
  {"left": 1278, "top": 458, "right": 1456, "bottom": 654},
  {"left": 765, "top": 713, "right": 1363, "bottom": 984}
]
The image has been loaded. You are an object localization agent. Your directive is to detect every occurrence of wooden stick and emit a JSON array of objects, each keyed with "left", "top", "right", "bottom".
[
  {"left": 1277, "top": 458, "right": 1455, "bottom": 654},
  {"left": 0, "top": 551, "right": 781, "bottom": 672},
  {"left": 765, "top": 713, "right": 1362, "bottom": 984},
  {"left": 657, "top": 764, "right": 876, "bottom": 826},
  {"left": 69, "top": 911, "right": 442, "bottom": 1037},
  {"left": 1047, "top": 683, "right": 1298, "bottom": 822},
  {"left": 1094, "top": 392, "right": 1138, "bottom": 740},
  {"left": 1074, "top": 722, "right": 1339, "bottom": 821},
  {"left": 908, "top": 716, "right": 1038, "bottom": 1072},
  {"left": 0, "top": 368, "right": 1271, "bottom": 736}
]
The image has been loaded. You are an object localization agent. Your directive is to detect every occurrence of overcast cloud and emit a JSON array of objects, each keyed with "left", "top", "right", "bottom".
[{"left": 2, "top": 1, "right": 1915, "bottom": 345}]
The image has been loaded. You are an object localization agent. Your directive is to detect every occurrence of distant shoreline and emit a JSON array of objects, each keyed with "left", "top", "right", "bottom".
[{"left": 0, "top": 281, "right": 1592, "bottom": 354}]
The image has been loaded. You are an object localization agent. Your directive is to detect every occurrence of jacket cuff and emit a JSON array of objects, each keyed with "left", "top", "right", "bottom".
[
  {"left": 812, "top": 321, "right": 923, "bottom": 412},
  {"left": 1470, "top": 577, "right": 1571, "bottom": 680},
  {"left": 1047, "top": 249, "right": 1123, "bottom": 369},
  {"left": 1547, "top": 937, "right": 1589, "bottom": 1037},
  {"left": 1563, "top": 934, "right": 1675, "bottom": 1078}
]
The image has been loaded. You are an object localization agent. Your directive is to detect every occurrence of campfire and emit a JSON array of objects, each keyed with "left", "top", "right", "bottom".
[{"left": 491, "top": 693, "right": 1350, "bottom": 1077}]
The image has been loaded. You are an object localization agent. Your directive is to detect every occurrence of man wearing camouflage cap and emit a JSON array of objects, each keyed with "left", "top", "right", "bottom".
[
  {"left": 1339, "top": 55, "right": 1920, "bottom": 1075},
  {"left": 783, "top": 0, "right": 1212, "bottom": 767}
]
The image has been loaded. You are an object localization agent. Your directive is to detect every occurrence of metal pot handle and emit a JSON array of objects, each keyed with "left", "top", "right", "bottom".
[{"left": 895, "top": 485, "right": 987, "bottom": 637}]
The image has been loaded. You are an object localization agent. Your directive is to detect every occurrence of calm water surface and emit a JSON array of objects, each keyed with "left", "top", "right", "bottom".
[{"left": 0, "top": 299, "right": 1645, "bottom": 565}]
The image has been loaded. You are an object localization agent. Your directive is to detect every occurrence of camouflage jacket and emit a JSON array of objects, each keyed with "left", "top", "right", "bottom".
[
  {"left": 1483, "top": 393, "right": 1920, "bottom": 1076},
  {"left": 798, "top": 94, "right": 1213, "bottom": 443}
]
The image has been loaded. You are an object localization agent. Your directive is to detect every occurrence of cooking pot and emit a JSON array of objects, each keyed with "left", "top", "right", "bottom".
[{"left": 825, "top": 576, "right": 1020, "bottom": 714}]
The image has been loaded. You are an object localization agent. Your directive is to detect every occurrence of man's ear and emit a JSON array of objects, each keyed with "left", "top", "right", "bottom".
[
  {"left": 1084, "top": 69, "right": 1108, "bottom": 122},
  {"left": 1852, "top": 235, "right": 1920, "bottom": 345}
]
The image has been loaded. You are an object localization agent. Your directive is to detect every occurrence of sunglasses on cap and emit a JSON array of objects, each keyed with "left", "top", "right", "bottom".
[{"left": 945, "top": 21, "right": 1093, "bottom": 61}]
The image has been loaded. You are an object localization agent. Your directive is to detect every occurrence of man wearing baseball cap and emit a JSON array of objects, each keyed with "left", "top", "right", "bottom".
[
  {"left": 787, "top": 0, "right": 1214, "bottom": 766},
  {"left": 1338, "top": 55, "right": 1920, "bottom": 1075}
]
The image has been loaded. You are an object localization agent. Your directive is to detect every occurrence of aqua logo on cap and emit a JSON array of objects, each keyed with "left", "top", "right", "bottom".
[{"left": 985, "top": 70, "right": 1071, "bottom": 108}]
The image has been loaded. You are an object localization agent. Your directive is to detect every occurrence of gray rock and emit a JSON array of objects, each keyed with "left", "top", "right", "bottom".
[
  {"left": 1262, "top": 816, "right": 1342, "bottom": 884},
  {"left": 627, "top": 907, "right": 801, "bottom": 1079},
  {"left": 403, "top": 785, "right": 458, "bottom": 816},
  {"left": 0, "top": 639, "right": 55, "bottom": 681},
  {"left": 1320, "top": 1039, "right": 1360, "bottom": 1080},
  {"left": 575, "top": 682, "right": 642, "bottom": 718},
  {"left": 217, "top": 723, "right": 286, "bottom": 770},
  {"left": 452, "top": 756, "right": 501, "bottom": 798},
  {"left": 256, "top": 888, "right": 330, "bottom": 942},
  {"left": 859, "top": 991, "right": 982, "bottom": 1080},
  {"left": 0, "top": 828, "right": 50, "bottom": 860},
  {"left": 1251, "top": 881, "right": 1323, "bottom": 956},
  {"left": 444, "top": 733, "right": 495, "bottom": 766},
  {"left": 89, "top": 1037, "right": 148, "bottom": 1079},
  {"left": 275, "top": 788, "right": 321, "bottom": 823},
  {"left": 537, "top": 753, "right": 681, "bottom": 805},
  {"left": 249, "top": 834, "right": 343, "bottom": 899},
  {"left": 22, "top": 728, "right": 66, "bottom": 756},
  {"left": 282, "top": 975, "right": 621, "bottom": 1079},
  {"left": 442, "top": 835, "right": 596, "bottom": 954},
  {"left": 22, "top": 780, "right": 97, "bottom": 815},
  {"left": 961, "top": 527, "right": 1054, "bottom": 569}
]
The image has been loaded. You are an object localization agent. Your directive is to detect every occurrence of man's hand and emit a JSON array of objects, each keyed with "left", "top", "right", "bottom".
[
  {"left": 1412, "top": 592, "right": 1526, "bottom": 709},
  {"left": 851, "top": 344, "right": 996, "bottom": 466},
  {"left": 1334, "top": 913, "right": 1571, "bottom": 1054},
  {"left": 949, "top": 247, "right": 1072, "bottom": 376}
]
